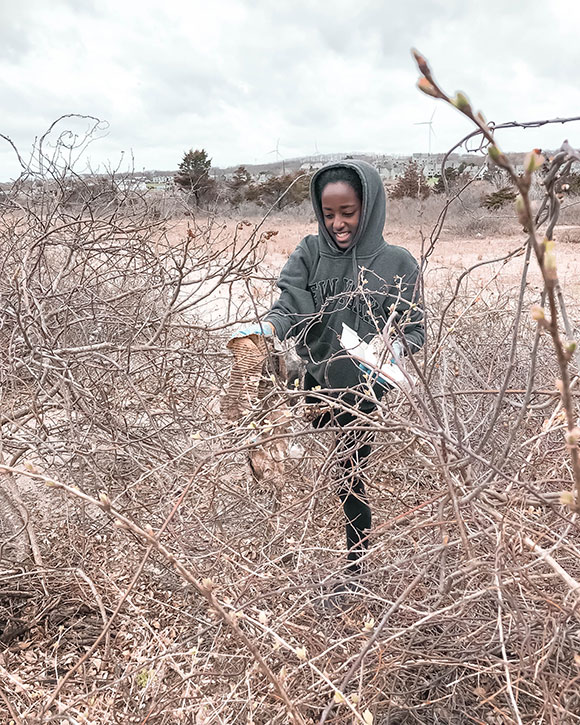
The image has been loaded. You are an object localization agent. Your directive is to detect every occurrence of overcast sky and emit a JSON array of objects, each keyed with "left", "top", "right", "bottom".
[{"left": 1, "top": 0, "right": 579, "bottom": 180}]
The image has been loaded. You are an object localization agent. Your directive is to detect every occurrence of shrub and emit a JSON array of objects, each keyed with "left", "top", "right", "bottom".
[
  {"left": 482, "top": 185, "right": 518, "bottom": 210},
  {"left": 432, "top": 163, "right": 473, "bottom": 194},
  {"left": 246, "top": 170, "right": 310, "bottom": 209},
  {"left": 388, "top": 161, "right": 430, "bottom": 200}
]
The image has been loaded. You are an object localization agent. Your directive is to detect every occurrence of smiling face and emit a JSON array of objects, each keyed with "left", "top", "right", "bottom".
[{"left": 320, "top": 181, "right": 362, "bottom": 250}]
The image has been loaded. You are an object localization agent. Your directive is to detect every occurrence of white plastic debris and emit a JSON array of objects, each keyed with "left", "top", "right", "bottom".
[{"left": 340, "top": 323, "right": 411, "bottom": 391}]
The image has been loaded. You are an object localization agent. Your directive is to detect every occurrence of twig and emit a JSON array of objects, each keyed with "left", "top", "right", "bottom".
[{"left": 318, "top": 566, "right": 428, "bottom": 724}]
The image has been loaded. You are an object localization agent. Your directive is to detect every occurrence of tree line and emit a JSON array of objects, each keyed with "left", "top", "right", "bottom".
[
  {"left": 174, "top": 148, "right": 310, "bottom": 209},
  {"left": 175, "top": 147, "right": 580, "bottom": 211}
]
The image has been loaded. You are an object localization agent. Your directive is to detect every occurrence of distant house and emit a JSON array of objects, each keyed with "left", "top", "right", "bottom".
[
  {"left": 299, "top": 161, "right": 324, "bottom": 172},
  {"left": 379, "top": 168, "right": 399, "bottom": 181},
  {"left": 116, "top": 177, "right": 149, "bottom": 192},
  {"left": 412, "top": 153, "right": 440, "bottom": 177},
  {"left": 254, "top": 171, "right": 274, "bottom": 183}
]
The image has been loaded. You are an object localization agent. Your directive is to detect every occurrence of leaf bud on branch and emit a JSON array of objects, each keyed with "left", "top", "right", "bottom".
[
  {"left": 530, "top": 305, "right": 545, "bottom": 321},
  {"left": 565, "top": 427, "right": 580, "bottom": 447},
  {"left": 560, "top": 490, "right": 575, "bottom": 508},
  {"left": 543, "top": 238, "right": 558, "bottom": 280},
  {"left": 411, "top": 48, "right": 431, "bottom": 77},
  {"left": 524, "top": 149, "right": 545, "bottom": 173},
  {"left": 515, "top": 195, "right": 530, "bottom": 227},
  {"left": 530, "top": 305, "right": 549, "bottom": 328},
  {"left": 451, "top": 92, "right": 472, "bottom": 115},
  {"left": 565, "top": 340, "right": 577, "bottom": 361},
  {"left": 475, "top": 110, "right": 489, "bottom": 131},
  {"left": 98, "top": 491, "right": 112, "bottom": 511},
  {"left": 488, "top": 145, "right": 509, "bottom": 169},
  {"left": 412, "top": 49, "right": 448, "bottom": 101},
  {"left": 416, "top": 77, "right": 443, "bottom": 99}
]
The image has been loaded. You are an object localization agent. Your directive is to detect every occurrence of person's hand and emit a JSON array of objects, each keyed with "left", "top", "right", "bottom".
[
  {"left": 391, "top": 339, "right": 404, "bottom": 362},
  {"left": 229, "top": 322, "right": 275, "bottom": 340}
]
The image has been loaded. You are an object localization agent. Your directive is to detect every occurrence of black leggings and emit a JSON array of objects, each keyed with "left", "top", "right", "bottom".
[{"left": 305, "top": 373, "right": 374, "bottom": 573}]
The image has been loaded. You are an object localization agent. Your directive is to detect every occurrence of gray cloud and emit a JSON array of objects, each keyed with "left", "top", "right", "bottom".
[{"left": 1, "top": 0, "right": 580, "bottom": 180}]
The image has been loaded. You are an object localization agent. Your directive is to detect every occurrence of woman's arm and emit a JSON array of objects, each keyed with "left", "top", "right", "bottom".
[{"left": 264, "top": 240, "right": 317, "bottom": 341}]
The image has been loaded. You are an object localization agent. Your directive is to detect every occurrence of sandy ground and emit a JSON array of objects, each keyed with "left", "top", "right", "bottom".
[
  {"left": 263, "top": 217, "right": 580, "bottom": 296},
  {"left": 167, "top": 213, "right": 580, "bottom": 326}
]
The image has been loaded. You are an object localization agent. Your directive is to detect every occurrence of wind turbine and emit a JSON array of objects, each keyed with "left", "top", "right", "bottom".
[
  {"left": 414, "top": 109, "right": 436, "bottom": 156},
  {"left": 268, "top": 138, "right": 285, "bottom": 174}
]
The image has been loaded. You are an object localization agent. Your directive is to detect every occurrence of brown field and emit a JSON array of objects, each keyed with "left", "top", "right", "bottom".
[{"left": 169, "top": 211, "right": 580, "bottom": 297}]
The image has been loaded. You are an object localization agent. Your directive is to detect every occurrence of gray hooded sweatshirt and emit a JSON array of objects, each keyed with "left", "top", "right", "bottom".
[{"left": 265, "top": 160, "right": 424, "bottom": 399}]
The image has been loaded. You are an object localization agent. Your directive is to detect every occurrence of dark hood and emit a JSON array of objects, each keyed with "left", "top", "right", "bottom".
[{"left": 310, "top": 159, "right": 386, "bottom": 256}]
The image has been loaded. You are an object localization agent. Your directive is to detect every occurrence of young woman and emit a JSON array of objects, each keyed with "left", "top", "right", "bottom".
[{"left": 237, "top": 160, "right": 424, "bottom": 582}]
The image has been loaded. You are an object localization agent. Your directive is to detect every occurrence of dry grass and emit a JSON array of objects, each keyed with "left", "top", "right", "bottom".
[
  {"left": 226, "top": 182, "right": 526, "bottom": 242},
  {"left": 386, "top": 183, "right": 522, "bottom": 239}
]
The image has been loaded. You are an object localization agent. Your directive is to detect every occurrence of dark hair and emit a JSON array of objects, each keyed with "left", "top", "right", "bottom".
[{"left": 314, "top": 166, "right": 363, "bottom": 204}]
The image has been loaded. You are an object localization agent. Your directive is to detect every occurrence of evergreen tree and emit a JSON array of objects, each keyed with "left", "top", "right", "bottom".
[{"left": 174, "top": 149, "right": 215, "bottom": 205}]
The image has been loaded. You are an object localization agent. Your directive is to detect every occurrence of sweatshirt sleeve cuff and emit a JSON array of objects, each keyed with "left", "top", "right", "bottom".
[{"left": 263, "top": 314, "right": 292, "bottom": 340}]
